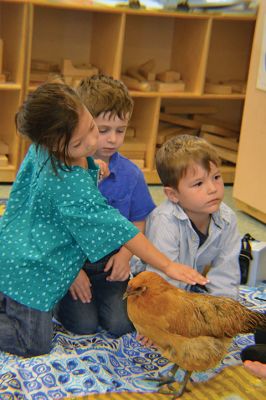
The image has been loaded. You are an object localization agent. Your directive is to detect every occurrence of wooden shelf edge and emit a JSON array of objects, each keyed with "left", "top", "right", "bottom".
[
  {"left": 234, "top": 199, "right": 266, "bottom": 224},
  {"left": 29, "top": 1, "right": 257, "bottom": 21},
  {"left": 0, "top": 83, "right": 22, "bottom": 91},
  {"left": 129, "top": 91, "right": 245, "bottom": 100}
]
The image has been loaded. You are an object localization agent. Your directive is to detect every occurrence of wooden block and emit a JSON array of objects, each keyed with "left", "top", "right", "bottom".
[
  {"left": 220, "top": 80, "right": 246, "bottom": 94},
  {"left": 220, "top": 165, "right": 235, "bottom": 184},
  {"left": 31, "top": 59, "right": 51, "bottom": 72},
  {"left": 194, "top": 114, "right": 240, "bottom": 134},
  {"left": 122, "top": 75, "right": 151, "bottom": 92},
  {"left": 120, "top": 138, "right": 146, "bottom": 152},
  {"left": 160, "top": 113, "right": 202, "bottom": 129},
  {"left": 120, "top": 150, "right": 146, "bottom": 159},
  {"left": 154, "top": 81, "right": 185, "bottom": 93},
  {"left": 156, "top": 70, "right": 181, "bottom": 83},
  {"left": 139, "top": 59, "right": 156, "bottom": 81},
  {"left": 126, "top": 67, "right": 146, "bottom": 82},
  {"left": 131, "top": 159, "right": 145, "bottom": 168},
  {"left": 61, "top": 59, "right": 98, "bottom": 78},
  {"left": 157, "top": 126, "right": 183, "bottom": 145},
  {"left": 0, "top": 155, "right": 8, "bottom": 166},
  {"left": 0, "top": 73, "right": 6, "bottom": 83},
  {"left": 164, "top": 105, "right": 217, "bottom": 115},
  {"left": 30, "top": 71, "right": 49, "bottom": 82},
  {"left": 139, "top": 70, "right": 156, "bottom": 81},
  {"left": 201, "top": 124, "right": 238, "bottom": 139},
  {"left": 0, "top": 140, "right": 9, "bottom": 154},
  {"left": 138, "top": 59, "right": 155, "bottom": 74},
  {"left": 213, "top": 145, "right": 237, "bottom": 164},
  {"left": 126, "top": 127, "right": 136, "bottom": 138},
  {"left": 205, "top": 82, "right": 232, "bottom": 95},
  {"left": 202, "top": 132, "right": 239, "bottom": 151},
  {"left": 0, "top": 38, "right": 3, "bottom": 74}
]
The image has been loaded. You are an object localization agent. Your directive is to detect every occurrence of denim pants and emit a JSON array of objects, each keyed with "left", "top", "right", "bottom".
[
  {"left": 0, "top": 292, "right": 53, "bottom": 357},
  {"left": 57, "top": 252, "right": 134, "bottom": 336}
]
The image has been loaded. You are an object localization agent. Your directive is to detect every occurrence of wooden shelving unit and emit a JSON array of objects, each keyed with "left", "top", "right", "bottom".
[
  {"left": 233, "top": 1, "right": 266, "bottom": 224},
  {"left": 0, "top": 1, "right": 27, "bottom": 182},
  {"left": 0, "top": 1, "right": 257, "bottom": 183}
]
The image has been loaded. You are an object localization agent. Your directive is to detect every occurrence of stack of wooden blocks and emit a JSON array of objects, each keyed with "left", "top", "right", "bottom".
[
  {"left": 157, "top": 105, "right": 240, "bottom": 179},
  {"left": 122, "top": 59, "right": 185, "bottom": 93}
]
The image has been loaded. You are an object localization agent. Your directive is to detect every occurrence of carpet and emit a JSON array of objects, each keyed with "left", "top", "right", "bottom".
[
  {"left": 70, "top": 365, "right": 266, "bottom": 399},
  {"left": 0, "top": 286, "right": 265, "bottom": 399}
]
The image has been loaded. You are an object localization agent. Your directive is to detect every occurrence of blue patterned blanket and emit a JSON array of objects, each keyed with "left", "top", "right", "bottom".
[{"left": 0, "top": 286, "right": 265, "bottom": 400}]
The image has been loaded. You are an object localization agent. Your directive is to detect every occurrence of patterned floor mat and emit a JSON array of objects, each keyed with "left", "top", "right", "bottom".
[{"left": 0, "top": 286, "right": 265, "bottom": 399}]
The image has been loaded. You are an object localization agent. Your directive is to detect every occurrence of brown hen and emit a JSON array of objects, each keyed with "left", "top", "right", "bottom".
[{"left": 124, "top": 271, "right": 266, "bottom": 398}]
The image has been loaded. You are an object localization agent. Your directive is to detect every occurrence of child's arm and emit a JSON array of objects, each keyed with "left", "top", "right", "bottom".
[
  {"left": 124, "top": 232, "right": 208, "bottom": 286},
  {"left": 105, "top": 220, "right": 145, "bottom": 281}
]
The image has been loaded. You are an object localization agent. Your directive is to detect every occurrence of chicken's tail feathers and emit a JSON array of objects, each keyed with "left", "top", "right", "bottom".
[{"left": 239, "top": 310, "right": 266, "bottom": 334}]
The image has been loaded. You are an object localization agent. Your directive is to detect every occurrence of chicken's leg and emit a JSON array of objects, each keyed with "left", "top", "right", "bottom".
[{"left": 158, "top": 369, "right": 192, "bottom": 398}]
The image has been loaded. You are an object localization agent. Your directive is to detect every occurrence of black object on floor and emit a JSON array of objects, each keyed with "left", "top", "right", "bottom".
[
  {"left": 255, "top": 328, "right": 266, "bottom": 344},
  {"left": 241, "top": 344, "right": 266, "bottom": 364}
]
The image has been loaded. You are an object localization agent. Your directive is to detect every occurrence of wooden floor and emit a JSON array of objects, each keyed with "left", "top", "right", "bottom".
[{"left": 70, "top": 365, "right": 266, "bottom": 400}]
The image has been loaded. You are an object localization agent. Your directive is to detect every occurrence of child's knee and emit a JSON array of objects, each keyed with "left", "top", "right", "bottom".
[{"left": 105, "top": 316, "right": 134, "bottom": 337}]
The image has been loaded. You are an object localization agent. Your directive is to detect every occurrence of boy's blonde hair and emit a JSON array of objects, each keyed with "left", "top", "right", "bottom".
[
  {"left": 156, "top": 134, "right": 221, "bottom": 189},
  {"left": 76, "top": 74, "right": 134, "bottom": 119}
]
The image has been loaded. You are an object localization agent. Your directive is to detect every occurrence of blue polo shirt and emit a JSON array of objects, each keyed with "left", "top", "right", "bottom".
[
  {"left": 98, "top": 152, "right": 155, "bottom": 221},
  {"left": 0, "top": 145, "right": 139, "bottom": 311}
]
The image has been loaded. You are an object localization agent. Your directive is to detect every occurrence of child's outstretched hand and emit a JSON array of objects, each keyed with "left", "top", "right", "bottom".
[
  {"left": 165, "top": 261, "right": 209, "bottom": 286},
  {"left": 94, "top": 159, "right": 110, "bottom": 181},
  {"left": 69, "top": 269, "right": 92, "bottom": 303}
]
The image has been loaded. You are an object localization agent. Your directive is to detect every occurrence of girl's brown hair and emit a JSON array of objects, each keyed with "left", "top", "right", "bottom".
[
  {"left": 77, "top": 74, "right": 134, "bottom": 120},
  {"left": 15, "top": 82, "right": 84, "bottom": 171},
  {"left": 156, "top": 134, "right": 221, "bottom": 189}
]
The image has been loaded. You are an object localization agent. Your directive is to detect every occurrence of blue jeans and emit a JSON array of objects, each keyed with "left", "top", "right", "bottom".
[
  {"left": 0, "top": 292, "right": 53, "bottom": 357},
  {"left": 57, "top": 252, "right": 133, "bottom": 336}
]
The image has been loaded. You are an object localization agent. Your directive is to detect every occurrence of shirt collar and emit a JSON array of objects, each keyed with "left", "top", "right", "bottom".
[{"left": 172, "top": 201, "right": 230, "bottom": 228}]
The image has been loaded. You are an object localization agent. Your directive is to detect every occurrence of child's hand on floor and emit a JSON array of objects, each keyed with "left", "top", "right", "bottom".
[
  {"left": 105, "top": 249, "right": 131, "bottom": 281},
  {"left": 70, "top": 269, "right": 92, "bottom": 303}
]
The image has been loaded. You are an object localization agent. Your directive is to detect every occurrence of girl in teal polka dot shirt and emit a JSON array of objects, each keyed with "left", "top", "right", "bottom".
[{"left": 0, "top": 83, "right": 207, "bottom": 357}]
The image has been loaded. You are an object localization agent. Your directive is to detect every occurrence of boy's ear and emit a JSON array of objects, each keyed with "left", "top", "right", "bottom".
[{"left": 163, "top": 187, "right": 179, "bottom": 203}]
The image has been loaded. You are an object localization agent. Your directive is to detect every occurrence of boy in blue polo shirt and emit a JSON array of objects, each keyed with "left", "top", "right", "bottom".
[{"left": 57, "top": 75, "right": 156, "bottom": 336}]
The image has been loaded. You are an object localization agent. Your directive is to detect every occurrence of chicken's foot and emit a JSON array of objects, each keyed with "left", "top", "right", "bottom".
[
  {"left": 144, "top": 363, "right": 179, "bottom": 387},
  {"left": 158, "top": 370, "right": 192, "bottom": 398}
]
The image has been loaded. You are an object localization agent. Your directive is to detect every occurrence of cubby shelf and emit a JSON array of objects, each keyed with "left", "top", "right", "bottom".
[{"left": 0, "top": 0, "right": 257, "bottom": 183}]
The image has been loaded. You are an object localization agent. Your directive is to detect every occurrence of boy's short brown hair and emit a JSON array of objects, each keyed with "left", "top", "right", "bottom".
[
  {"left": 76, "top": 74, "right": 134, "bottom": 119},
  {"left": 156, "top": 134, "right": 221, "bottom": 189}
]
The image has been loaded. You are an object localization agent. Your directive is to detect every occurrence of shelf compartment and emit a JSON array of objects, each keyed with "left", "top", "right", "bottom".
[
  {"left": 0, "top": 90, "right": 22, "bottom": 182},
  {"left": 205, "top": 19, "right": 255, "bottom": 93},
  {"left": 122, "top": 14, "right": 211, "bottom": 95},
  {"left": 0, "top": 2, "right": 27, "bottom": 85},
  {"left": 30, "top": 5, "right": 125, "bottom": 83}
]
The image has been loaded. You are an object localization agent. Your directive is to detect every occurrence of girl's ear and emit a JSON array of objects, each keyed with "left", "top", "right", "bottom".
[{"left": 163, "top": 187, "right": 179, "bottom": 203}]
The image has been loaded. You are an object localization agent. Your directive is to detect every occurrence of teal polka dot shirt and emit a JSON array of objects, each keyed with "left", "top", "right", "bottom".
[{"left": 0, "top": 145, "right": 139, "bottom": 311}]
